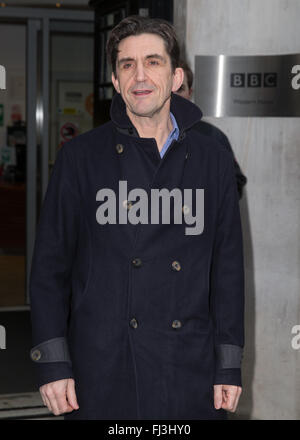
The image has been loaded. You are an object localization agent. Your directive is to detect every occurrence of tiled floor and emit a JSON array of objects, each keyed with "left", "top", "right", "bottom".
[{"left": 0, "top": 392, "right": 63, "bottom": 419}]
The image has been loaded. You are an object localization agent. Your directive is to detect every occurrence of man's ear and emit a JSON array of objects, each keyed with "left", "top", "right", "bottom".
[
  {"left": 112, "top": 72, "right": 120, "bottom": 93},
  {"left": 171, "top": 67, "right": 184, "bottom": 93}
]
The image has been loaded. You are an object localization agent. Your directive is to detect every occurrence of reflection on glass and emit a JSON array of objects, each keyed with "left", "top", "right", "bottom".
[
  {"left": 49, "top": 33, "right": 94, "bottom": 167},
  {"left": 0, "top": 23, "right": 26, "bottom": 306}
]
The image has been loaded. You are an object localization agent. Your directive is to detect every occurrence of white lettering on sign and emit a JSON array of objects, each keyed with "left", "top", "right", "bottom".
[
  {"left": 291, "top": 65, "right": 300, "bottom": 90},
  {"left": 0, "top": 65, "right": 6, "bottom": 90}
]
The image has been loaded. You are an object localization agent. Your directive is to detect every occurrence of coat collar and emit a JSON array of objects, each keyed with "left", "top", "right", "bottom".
[{"left": 110, "top": 91, "right": 203, "bottom": 136}]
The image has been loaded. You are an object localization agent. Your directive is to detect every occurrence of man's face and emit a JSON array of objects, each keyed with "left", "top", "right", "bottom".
[
  {"left": 112, "top": 33, "right": 183, "bottom": 118},
  {"left": 175, "top": 73, "right": 192, "bottom": 100}
]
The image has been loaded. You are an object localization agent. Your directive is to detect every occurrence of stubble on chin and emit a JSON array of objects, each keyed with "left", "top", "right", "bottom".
[{"left": 126, "top": 93, "right": 172, "bottom": 120}]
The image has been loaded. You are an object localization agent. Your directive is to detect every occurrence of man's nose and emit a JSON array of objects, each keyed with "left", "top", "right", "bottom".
[{"left": 135, "top": 62, "right": 146, "bottom": 82}]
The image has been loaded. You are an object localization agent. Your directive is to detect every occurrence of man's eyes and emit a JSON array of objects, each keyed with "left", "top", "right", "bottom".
[
  {"left": 148, "top": 60, "right": 160, "bottom": 65},
  {"left": 121, "top": 60, "right": 160, "bottom": 69}
]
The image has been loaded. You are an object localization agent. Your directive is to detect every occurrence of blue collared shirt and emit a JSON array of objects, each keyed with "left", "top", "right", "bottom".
[{"left": 159, "top": 112, "right": 179, "bottom": 158}]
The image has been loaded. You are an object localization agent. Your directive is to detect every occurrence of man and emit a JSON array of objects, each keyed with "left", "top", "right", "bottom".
[
  {"left": 29, "top": 16, "right": 244, "bottom": 420},
  {"left": 175, "top": 59, "right": 247, "bottom": 199}
]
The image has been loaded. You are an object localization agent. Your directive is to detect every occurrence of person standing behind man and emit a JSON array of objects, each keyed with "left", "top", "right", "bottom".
[{"left": 175, "top": 59, "right": 247, "bottom": 199}]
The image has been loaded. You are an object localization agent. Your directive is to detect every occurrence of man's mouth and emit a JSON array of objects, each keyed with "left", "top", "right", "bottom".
[{"left": 132, "top": 90, "right": 153, "bottom": 96}]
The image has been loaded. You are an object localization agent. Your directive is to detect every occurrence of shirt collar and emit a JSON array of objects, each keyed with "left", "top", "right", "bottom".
[
  {"left": 159, "top": 112, "right": 179, "bottom": 158},
  {"left": 170, "top": 112, "right": 179, "bottom": 137}
]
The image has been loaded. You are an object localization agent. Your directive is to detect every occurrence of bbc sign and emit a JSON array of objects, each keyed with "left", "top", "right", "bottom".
[
  {"left": 194, "top": 54, "right": 300, "bottom": 116},
  {"left": 230, "top": 73, "right": 277, "bottom": 88}
]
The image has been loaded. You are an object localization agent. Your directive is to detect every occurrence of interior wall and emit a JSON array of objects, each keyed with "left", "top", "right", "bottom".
[{"left": 174, "top": 0, "right": 300, "bottom": 420}]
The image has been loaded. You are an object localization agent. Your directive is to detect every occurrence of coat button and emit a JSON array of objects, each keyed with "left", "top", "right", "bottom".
[
  {"left": 116, "top": 143, "right": 124, "bottom": 154},
  {"left": 132, "top": 258, "right": 142, "bottom": 268},
  {"left": 172, "top": 320, "right": 182, "bottom": 329},
  {"left": 130, "top": 318, "right": 138, "bottom": 329},
  {"left": 172, "top": 260, "right": 181, "bottom": 271},
  {"left": 182, "top": 205, "right": 190, "bottom": 215},
  {"left": 31, "top": 349, "right": 42, "bottom": 361},
  {"left": 123, "top": 200, "right": 133, "bottom": 210}
]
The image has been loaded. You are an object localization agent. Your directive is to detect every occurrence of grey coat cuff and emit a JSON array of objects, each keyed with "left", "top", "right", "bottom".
[
  {"left": 215, "top": 344, "right": 243, "bottom": 369},
  {"left": 30, "top": 337, "right": 71, "bottom": 364}
]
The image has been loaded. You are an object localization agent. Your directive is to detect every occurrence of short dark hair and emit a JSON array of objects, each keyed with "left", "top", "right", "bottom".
[
  {"left": 106, "top": 15, "right": 180, "bottom": 77},
  {"left": 178, "top": 59, "right": 194, "bottom": 90}
]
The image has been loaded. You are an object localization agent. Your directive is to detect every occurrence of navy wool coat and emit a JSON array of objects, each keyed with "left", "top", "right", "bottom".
[{"left": 29, "top": 92, "right": 245, "bottom": 420}]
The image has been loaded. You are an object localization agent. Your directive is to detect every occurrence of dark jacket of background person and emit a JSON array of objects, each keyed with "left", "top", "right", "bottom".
[
  {"left": 195, "top": 120, "right": 247, "bottom": 199},
  {"left": 29, "top": 92, "right": 245, "bottom": 420},
  {"left": 176, "top": 59, "right": 247, "bottom": 199}
]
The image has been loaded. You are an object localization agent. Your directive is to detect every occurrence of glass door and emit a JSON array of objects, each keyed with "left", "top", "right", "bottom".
[
  {"left": 48, "top": 21, "right": 94, "bottom": 168},
  {"left": 0, "top": 8, "right": 94, "bottom": 309},
  {"left": 0, "top": 8, "right": 94, "bottom": 398},
  {"left": 0, "top": 21, "right": 27, "bottom": 307}
]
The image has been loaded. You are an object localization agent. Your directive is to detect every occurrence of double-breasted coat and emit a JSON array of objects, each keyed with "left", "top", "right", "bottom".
[{"left": 29, "top": 92, "right": 245, "bottom": 420}]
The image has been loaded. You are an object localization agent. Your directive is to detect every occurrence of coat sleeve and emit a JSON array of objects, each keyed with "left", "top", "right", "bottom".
[
  {"left": 210, "top": 149, "right": 245, "bottom": 387},
  {"left": 29, "top": 143, "right": 80, "bottom": 388}
]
